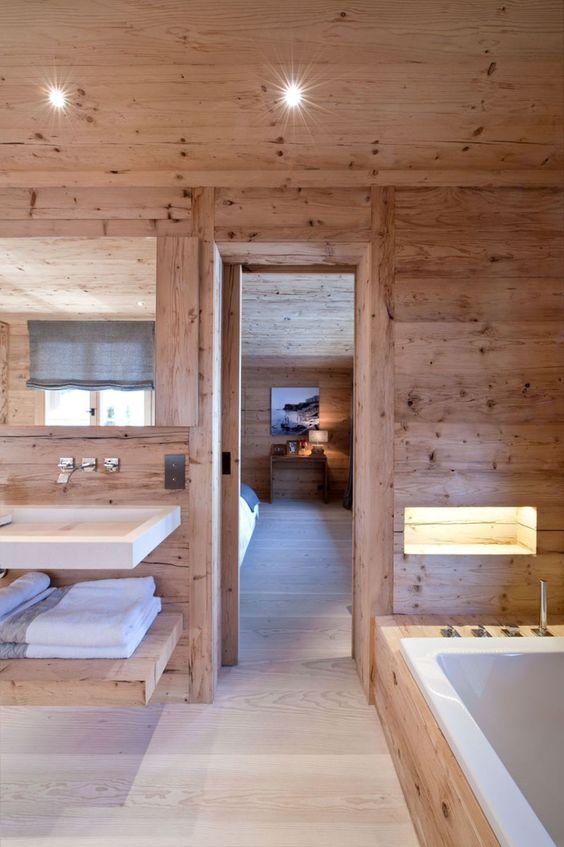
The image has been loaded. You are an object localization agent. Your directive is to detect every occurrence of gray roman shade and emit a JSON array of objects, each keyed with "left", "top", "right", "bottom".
[{"left": 27, "top": 321, "right": 155, "bottom": 391}]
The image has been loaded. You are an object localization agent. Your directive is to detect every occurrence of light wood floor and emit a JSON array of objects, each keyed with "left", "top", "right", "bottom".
[{"left": 0, "top": 499, "right": 418, "bottom": 847}]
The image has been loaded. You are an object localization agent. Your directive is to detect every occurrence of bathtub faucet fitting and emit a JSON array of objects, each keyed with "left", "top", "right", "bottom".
[{"left": 534, "top": 579, "right": 552, "bottom": 637}]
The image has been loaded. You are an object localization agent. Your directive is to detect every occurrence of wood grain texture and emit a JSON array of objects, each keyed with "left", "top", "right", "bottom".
[
  {"left": 155, "top": 236, "right": 199, "bottom": 426},
  {"left": 242, "top": 365, "right": 352, "bottom": 501},
  {"left": 0, "top": 503, "right": 417, "bottom": 847},
  {"left": 0, "top": 321, "right": 7, "bottom": 423},
  {"left": 353, "top": 188, "right": 395, "bottom": 700},
  {"left": 374, "top": 616, "right": 500, "bottom": 847},
  {"left": 0, "top": 613, "right": 182, "bottom": 707},
  {"left": 221, "top": 264, "right": 242, "bottom": 666},
  {"left": 374, "top": 615, "right": 564, "bottom": 847},
  {"left": 0, "top": 427, "right": 193, "bottom": 682},
  {"left": 393, "top": 186, "right": 564, "bottom": 617},
  {"left": 0, "top": 236, "right": 156, "bottom": 317},
  {"left": 186, "top": 188, "right": 222, "bottom": 702},
  {"left": 0, "top": 1, "right": 561, "bottom": 186},
  {"left": 242, "top": 271, "right": 354, "bottom": 363}
]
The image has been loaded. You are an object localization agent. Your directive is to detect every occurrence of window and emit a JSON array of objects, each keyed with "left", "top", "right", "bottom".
[{"left": 43, "top": 389, "right": 153, "bottom": 427}]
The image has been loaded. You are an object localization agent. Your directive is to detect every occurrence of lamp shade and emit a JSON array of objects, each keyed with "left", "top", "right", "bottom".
[{"left": 309, "top": 430, "right": 328, "bottom": 444}]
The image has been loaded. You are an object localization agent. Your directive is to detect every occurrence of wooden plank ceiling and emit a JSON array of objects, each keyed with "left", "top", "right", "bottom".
[
  {"left": 0, "top": 237, "right": 156, "bottom": 318},
  {"left": 242, "top": 272, "right": 354, "bottom": 364},
  {"left": 0, "top": 0, "right": 561, "bottom": 186},
  {"left": 0, "top": 240, "right": 354, "bottom": 365}
]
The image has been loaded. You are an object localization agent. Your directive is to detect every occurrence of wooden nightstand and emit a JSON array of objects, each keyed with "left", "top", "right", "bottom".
[{"left": 269, "top": 454, "right": 329, "bottom": 503}]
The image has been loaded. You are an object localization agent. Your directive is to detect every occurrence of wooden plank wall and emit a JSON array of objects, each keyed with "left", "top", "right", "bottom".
[
  {"left": 241, "top": 364, "right": 353, "bottom": 501},
  {"left": 0, "top": 183, "right": 562, "bottom": 702},
  {"left": 393, "top": 187, "right": 564, "bottom": 616},
  {"left": 155, "top": 236, "right": 199, "bottom": 426},
  {"left": 2, "top": 318, "right": 34, "bottom": 424},
  {"left": 185, "top": 189, "right": 222, "bottom": 701},
  {"left": 353, "top": 188, "right": 395, "bottom": 700},
  {"left": 0, "top": 322, "right": 8, "bottom": 423},
  {"left": 0, "top": 427, "right": 191, "bottom": 679}
]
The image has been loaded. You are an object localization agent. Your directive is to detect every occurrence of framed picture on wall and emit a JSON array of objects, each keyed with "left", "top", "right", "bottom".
[
  {"left": 270, "top": 443, "right": 287, "bottom": 456},
  {"left": 271, "top": 387, "right": 320, "bottom": 436}
]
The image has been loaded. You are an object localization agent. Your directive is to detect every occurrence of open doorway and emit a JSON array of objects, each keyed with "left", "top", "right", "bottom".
[{"left": 221, "top": 266, "right": 355, "bottom": 668}]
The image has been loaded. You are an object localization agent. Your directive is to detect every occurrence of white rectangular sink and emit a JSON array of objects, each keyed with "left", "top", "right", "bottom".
[{"left": 0, "top": 505, "right": 181, "bottom": 570}]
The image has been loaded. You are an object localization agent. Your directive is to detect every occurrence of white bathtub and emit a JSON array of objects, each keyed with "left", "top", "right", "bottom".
[{"left": 400, "top": 636, "right": 564, "bottom": 847}]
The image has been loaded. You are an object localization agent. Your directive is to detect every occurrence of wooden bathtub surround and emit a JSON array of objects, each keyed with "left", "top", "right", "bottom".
[
  {"left": 0, "top": 613, "right": 182, "bottom": 707},
  {"left": 374, "top": 616, "right": 564, "bottom": 847}
]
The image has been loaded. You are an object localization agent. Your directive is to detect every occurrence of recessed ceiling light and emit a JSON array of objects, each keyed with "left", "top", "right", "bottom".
[
  {"left": 137, "top": 301, "right": 145, "bottom": 307},
  {"left": 283, "top": 81, "right": 303, "bottom": 108},
  {"left": 47, "top": 86, "right": 67, "bottom": 109}
]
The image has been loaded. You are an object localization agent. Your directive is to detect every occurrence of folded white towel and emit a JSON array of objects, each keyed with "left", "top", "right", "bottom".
[
  {"left": 1, "top": 596, "right": 161, "bottom": 659},
  {"left": 26, "top": 596, "right": 161, "bottom": 659},
  {"left": 0, "top": 572, "right": 50, "bottom": 617},
  {"left": 26, "top": 576, "right": 157, "bottom": 647}
]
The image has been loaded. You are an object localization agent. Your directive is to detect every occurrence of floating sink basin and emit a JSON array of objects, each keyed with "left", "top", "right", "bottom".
[{"left": 0, "top": 505, "right": 181, "bottom": 570}]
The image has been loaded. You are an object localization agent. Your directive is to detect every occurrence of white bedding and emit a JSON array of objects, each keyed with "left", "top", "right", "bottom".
[{"left": 239, "top": 496, "right": 258, "bottom": 566}]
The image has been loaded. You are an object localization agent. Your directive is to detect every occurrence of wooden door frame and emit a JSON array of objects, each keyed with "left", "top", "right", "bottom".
[
  {"left": 220, "top": 263, "right": 242, "bottom": 666},
  {"left": 217, "top": 193, "right": 394, "bottom": 700}
]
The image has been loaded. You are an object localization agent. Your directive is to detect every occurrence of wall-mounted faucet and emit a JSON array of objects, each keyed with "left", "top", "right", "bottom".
[
  {"left": 57, "top": 457, "right": 75, "bottom": 484},
  {"left": 57, "top": 456, "right": 120, "bottom": 484},
  {"left": 534, "top": 579, "right": 552, "bottom": 637}
]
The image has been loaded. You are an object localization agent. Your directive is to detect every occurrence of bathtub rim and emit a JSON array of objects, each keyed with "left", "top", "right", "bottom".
[{"left": 400, "top": 636, "right": 564, "bottom": 847}]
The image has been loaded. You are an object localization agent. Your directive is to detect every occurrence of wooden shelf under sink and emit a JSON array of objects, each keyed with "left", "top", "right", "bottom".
[{"left": 0, "top": 613, "right": 182, "bottom": 707}]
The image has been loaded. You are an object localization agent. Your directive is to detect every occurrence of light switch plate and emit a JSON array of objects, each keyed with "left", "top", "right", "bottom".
[{"left": 165, "top": 454, "right": 186, "bottom": 490}]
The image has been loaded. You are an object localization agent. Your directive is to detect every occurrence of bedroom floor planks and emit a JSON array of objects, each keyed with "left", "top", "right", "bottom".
[{"left": 0, "top": 499, "right": 418, "bottom": 847}]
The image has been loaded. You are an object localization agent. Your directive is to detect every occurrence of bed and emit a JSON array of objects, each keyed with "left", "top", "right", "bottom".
[{"left": 239, "top": 483, "right": 260, "bottom": 566}]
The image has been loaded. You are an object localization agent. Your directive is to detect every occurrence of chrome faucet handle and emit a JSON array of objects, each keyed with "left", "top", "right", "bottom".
[
  {"left": 471, "top": 624, "right": 492, "bottom": 638},
  {"left": 501, "top": 624, "right": 522, "bottom": 637},
  {"left": 440, "top": 625, "right": 461, "bottom": 638},
  {"left": 57, "top": 457, "right": 75, "bottom": 484},
  {"left": 58, "top": 457, "right": 75, "bottom": 472}
]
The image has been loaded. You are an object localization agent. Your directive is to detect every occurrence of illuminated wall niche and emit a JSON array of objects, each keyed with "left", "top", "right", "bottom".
[{"left": 404, "top": 506, "right": 537, "bottom": 555}]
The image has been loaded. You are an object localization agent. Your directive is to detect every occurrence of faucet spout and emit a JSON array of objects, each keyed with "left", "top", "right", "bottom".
[{"left": 539, "top": 579, "right": 548, "bottom": 635}]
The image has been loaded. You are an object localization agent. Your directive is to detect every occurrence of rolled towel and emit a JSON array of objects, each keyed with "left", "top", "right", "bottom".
[{"left": 0, "top": 572, "right": 50, "bottom": 618}]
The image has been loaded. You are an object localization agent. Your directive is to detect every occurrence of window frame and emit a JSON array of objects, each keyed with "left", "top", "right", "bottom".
[{"left": 40, "top": 388, "right": 155, "bottom": 427}]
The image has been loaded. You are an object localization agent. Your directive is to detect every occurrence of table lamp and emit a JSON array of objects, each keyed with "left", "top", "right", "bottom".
[{"left": 309, "top": 430, "right": 329, "bottom": 455}]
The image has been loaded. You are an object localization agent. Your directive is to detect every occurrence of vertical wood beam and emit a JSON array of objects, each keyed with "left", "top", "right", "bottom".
[
  {"left": 0, "top": 322, "right": 8, "bottom": 424},
  {"left": 155, "top": 236, "right": 199, "bottom": 426},
  {"left": 188, "top": 188, "right": 222, "bottom": 702},
  {"left": 221, "top": 264, "right": 242, "bottom": 666},
  {"left": 353, "top": 186, "right": 395, "bottom": 700}
]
